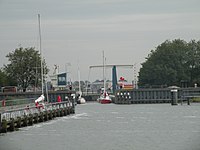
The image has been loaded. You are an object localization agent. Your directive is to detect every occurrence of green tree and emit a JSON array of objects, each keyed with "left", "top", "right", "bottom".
[
  {"left": 0, "top": 69, "right": 8, "bottom": 87},
  {"left": 186, "top": 40, "right": 200, "bottom": 84},
  {"left": 138, "top": 39, "right": 200, "bottom": 87},
  {"left": 0, "top": 68, "right": 17, "bottom": 87},
  {"left": 4, "top": 47, "right": 49, "bottom": 92}
]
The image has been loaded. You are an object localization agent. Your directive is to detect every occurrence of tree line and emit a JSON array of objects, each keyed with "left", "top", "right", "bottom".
[{"left": 138, "top": 39, "right": 200, "bottom": 88}]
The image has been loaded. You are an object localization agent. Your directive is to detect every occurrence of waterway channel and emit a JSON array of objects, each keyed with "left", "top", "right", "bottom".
[{"left": 0, "top": 103, "right": 200, "bottom": 150}]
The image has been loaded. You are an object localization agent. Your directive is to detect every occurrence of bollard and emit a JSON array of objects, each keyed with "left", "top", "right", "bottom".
[{"left": 171, "top": 89, "right": 178, "bottom": 105}]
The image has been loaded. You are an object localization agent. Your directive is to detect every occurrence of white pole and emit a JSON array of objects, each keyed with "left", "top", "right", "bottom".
[
  {"left": 38, "top": 14, "right": 44, "bottom": 95},
  {"left": 103, "top": 51, "right": 106, "bottom": 95},
  {"left": 78, "top": 66, "right": 81, "bottom": 95}
]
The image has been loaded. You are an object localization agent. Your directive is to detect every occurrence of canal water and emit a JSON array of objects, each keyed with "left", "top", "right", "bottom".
[{"left": 0, "top": 103, "right": 200, "bottom": 150}]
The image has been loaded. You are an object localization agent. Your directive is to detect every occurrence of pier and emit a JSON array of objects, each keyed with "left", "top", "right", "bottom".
[
  {"left": 114, "top": 87, "right": 200, "bottom": 104},
  {"left": 0, "top": 100, "right": 75, "bottom": 133}
]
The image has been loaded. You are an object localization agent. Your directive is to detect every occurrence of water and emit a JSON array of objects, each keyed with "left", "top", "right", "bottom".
[{"left": 1, "top": 103, "right": 200, "bottom": 150}]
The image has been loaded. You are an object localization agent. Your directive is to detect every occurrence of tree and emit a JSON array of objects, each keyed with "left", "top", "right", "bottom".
[
  {"left": 0, "top": 69, "right": 8, "bottom": 87},
  {"left": 0, "top": 68, "right": 17, "bottom": 87},
  {"left": 138, "top": 39, "right": 200, "bottom": 87},
  {"left": 4, "top": 47, "right": 49, "bottom": 92}
]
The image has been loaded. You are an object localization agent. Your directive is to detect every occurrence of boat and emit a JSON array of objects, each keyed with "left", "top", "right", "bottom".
[
  {"left": 97, "top": 91, "right": 112, "bottom": 104},
  {"left": 77, "top": 96, "right": 86, "bottom": 104},
  {"left": 76, "top": 66, "right": 86, "bottom": 104},
  {"left": 97, "top": 51, "right": 112, "bottom": 104}
]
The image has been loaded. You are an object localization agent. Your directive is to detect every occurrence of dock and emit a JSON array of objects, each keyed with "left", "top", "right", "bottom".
[{"left": 0, "top": 101, "right": 75, "bottom": 133}]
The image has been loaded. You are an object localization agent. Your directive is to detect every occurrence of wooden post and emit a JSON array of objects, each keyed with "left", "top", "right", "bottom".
[
  {"left": 53, "top": 110, "right": 56, "bottom": 118},
  {"left": 64, "top": 108, "right": 67, "bottom": 116},
  {"left": 187, "top": 98, "right": 190, "bottom": 105},
  {"left": 56, "top": 109, "right": 60, "bottom": 117},
  {"left": 44, "top": 111, "right": 48, "bottom": 121},
  {"left": 60, "top": 108, "right": 64, "bottom": 117},
  {"left": 28, "top": 114, "right": 33, "bottom": 126},
  {"left": 49, "top": 110, "right": 53, "bottom": 120},
  {"left": 1, "top": 119, "right": 7, "bottom": 133},
  {"left": 16, "top": 117, "right": 21, "bottom": 128},
  {"left": 23, "top": 115, "right": 28, "bottom": 127},
  {"left": 39, "top": 112, "right": 44, "bottom": 122},
  {"left": 9, "top": 118, "right": 15, "bottom": 132}
]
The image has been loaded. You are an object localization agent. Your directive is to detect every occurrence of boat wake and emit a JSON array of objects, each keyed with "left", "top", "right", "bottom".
[{"left": 63, "top": 113, "right": 89, "bottom": 120}]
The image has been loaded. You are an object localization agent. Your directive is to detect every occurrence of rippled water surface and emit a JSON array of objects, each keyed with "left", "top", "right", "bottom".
[{"left": 1, "top": 103, "right": 200, "bottom": 150}]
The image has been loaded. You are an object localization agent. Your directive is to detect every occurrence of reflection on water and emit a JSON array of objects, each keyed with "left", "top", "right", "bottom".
[{"left": 0, "top": 103, "right": 200, "bottom": 150}]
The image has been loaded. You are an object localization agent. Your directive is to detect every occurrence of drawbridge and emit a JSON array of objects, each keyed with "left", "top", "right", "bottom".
[{"left": 89, "top": 65, "right": 134, "bottom": 93}]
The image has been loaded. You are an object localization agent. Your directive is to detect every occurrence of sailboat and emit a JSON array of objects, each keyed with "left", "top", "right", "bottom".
[
  {"left": 97, "top": 51, "right": 112, "bottom": 104},
  {"left": 77, "top": 66, "right": 86, "bottom": 104}
]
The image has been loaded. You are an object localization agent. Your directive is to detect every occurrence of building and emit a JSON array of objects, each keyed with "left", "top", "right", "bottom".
[{"left": 49, "top": 72, "right": 67, "bottom": 91}]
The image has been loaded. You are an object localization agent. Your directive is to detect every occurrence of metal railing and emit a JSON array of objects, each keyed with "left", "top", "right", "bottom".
[
  {"left": 0, "top": 98, "right": 36, "bottom": 107},
  {"left": 0, "top": 101, "right": 73, "bottom": 122}
]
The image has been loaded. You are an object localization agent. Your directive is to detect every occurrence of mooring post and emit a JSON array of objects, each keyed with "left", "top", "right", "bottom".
[
  {"left": 44, "top": 111, "right": 48, "bottom": 121},
  {"left": 23, "top": 115, "right": 28, "bottom": 127},
  {"left": 39, "top": 112, "right": 44, "bottom": 122},
  {"left": 16, "top": 117, "right": 21, "bottom": 128},
  {"left": 171, "top": 88, "right": 178, "bottom": 105},
  {"left": 28, "top": 114, "right": 33, "bottom": 126},
  {"left": 9, "top": 118, "right": 15, "bottom": 132},
  {"left": 49, "top": 110, "right": 53, "bottom": 120},
  {"left": 1, "top": 119, "right": 7, "bottom": 133},
  {"left": 187, "top": 98, "right": 190, "bottom": 105},
  {"left": 34, "top": 113, "right": 38, "bottom": 124},
  {"left": 64, "top": 108, "right": 67, "bottom": 116}
]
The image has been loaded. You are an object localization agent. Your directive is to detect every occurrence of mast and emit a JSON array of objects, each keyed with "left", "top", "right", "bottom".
[
  {"left": 103, "top": 51, "right": 106, "bottom": 95},
  {"left": 78, "top": 66, "right": 81, "bottom": 96},
  {"left": 38, "top": 14, "right": 44, "bottom": 95}
]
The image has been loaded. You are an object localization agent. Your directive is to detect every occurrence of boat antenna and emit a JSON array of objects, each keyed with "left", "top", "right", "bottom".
[{"left": 38, "top": 14, "right": 44, "bottom": 95}]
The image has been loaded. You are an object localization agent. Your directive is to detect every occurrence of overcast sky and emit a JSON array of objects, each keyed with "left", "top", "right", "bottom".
[{"left": 0, "top": 0, "right": 200, "bottom": 82}]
